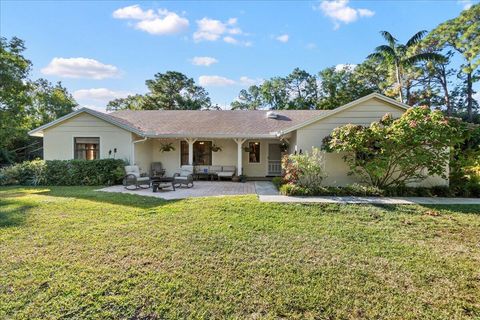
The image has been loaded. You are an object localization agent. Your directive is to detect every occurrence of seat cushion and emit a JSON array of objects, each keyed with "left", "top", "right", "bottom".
[
  {"left": 217, "top": 171, "right": 234, "bottom": 177},
  {"left": 209, "top": 166, "right": 222, "bottom": 173},
  {"left": 196, "top": 165, "right": 209, "bottom": 173},
  {"left": 222, "top": 166, "right": 236, "bottom": 173},
  {"left": 175, "top": 176, "right": 189, "bottom": 181},
  {"left": 137, "top": 177, "right": 150, "bottom": 182}
]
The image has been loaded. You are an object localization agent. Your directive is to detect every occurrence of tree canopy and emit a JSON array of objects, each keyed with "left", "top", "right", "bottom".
[{"left": 107, "top": 71, "right": 211, "bottom": 111}]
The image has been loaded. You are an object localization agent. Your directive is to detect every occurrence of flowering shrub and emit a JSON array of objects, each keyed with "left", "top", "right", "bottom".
[
  {"left": 281, "top": 148, "right": 326, "bottom": 189},
  {"left": 323, "top": 107, "right": 466, "bottom": 189}
]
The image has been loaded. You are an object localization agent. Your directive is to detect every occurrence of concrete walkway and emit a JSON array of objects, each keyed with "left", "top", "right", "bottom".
[{"left": 259, "top": 195, "right": 480, "bottom": 205}]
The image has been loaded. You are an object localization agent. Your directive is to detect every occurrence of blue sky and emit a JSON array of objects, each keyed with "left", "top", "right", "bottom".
[{"left": 1, "top": 0, "right": 477, "bottom": 111}]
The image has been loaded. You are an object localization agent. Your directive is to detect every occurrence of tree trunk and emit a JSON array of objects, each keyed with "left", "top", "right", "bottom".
[
  {"left": 440, "top": 67, "right": 452, "bottom": 115},
  {"left": 395, "top": 61, "right": 404, "bottom": 103},
  {"left": 466, "top": 70, "right": 473, "bottom": 122}
]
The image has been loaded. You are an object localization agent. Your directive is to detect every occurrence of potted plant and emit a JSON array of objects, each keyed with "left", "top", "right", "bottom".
[
  {"left": 280, "top": 141, "right": 289, "bottom": 153},
  {"left": 243, "top": 146, "right": 251, "bottom": 152},
  {"left": 159, "top": 142, "right": 175, "bottom": 152},
  {"left": 239, "top": 174, "right": 247, "bottom": 183},
  {"left": 232, "top": 175, "right": 240, "bottom": 182}
]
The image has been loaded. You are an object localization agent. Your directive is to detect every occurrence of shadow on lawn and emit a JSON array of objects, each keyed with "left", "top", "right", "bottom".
[
  {"left": 41, "top": 186, "right": 178, "bottom": 209},
  {"left": 0, "top": 186, "right": 177, "bottom": 210},
  {"left": 0, "top": 200, "right": 36, "bottom": 228}
]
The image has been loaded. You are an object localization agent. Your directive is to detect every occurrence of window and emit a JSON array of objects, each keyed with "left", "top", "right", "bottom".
[
  {"left": 74, "top": 137, "right": 99, "bottom": 160},
  {"left": 180, "top": 141, "right": 212, "bottom": 165},
  {"left": 180, "top": 141, "right": 189, "bottom": 166},
  {"left": 249, "top": 142, "right": 260, "bottom": 163}
]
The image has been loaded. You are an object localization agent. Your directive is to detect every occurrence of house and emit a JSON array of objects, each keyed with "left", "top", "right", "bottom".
[{"left": 28, "top": 93, "right": 447, "bottom": 187}]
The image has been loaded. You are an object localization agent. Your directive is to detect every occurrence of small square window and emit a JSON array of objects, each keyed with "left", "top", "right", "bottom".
[{"left": 74, "top": 137, "right": 99, "bottom": 160}]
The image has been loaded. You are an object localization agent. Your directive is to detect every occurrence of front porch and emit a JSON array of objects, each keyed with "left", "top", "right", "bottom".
[{"left": 132, "top": 137, "right": 286, "bottom": 179}]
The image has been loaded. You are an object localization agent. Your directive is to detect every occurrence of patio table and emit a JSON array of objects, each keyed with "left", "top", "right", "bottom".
[{"left": 151, "top": 176, "right": 175, "bottom": 192}]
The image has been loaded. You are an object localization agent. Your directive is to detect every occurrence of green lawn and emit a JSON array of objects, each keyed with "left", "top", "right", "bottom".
[{"left": 1, "top": 187, "right": 479, "bottom": 319}]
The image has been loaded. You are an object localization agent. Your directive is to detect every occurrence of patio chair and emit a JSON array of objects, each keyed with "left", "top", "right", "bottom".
[
  {"left": 150, "top": 162, "right": 165, "bottom": 177},
  {"left": 123, "top": 165, "right": 150, "bottom": 190},
  {"left": 173, "top": 165, "right": 194, "bottom": 188}
]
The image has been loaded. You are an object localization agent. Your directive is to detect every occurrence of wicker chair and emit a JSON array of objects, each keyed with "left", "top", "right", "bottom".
[
  {"left": 173, "top": 165, "right": 194, "bottom": 188},
  {"left": 123, "top": 165, "right": 150, "bottom": 190},
  {"left": 150, "top": 162, "right": 165, "bottom": 177}
]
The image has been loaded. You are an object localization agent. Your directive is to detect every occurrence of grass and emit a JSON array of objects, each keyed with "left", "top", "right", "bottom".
[{"left": 0, "top": 186, "right": 479, "bottom": 319}]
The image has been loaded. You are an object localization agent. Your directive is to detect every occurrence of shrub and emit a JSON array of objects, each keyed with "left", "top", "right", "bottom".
[
  {"left": 323, "top": 107, "right": 467, "bottom": 189},
  {"left": 0, "top": 159, "right": 126, "bottom": 186},
  {"left": 282, "top": 148, "right": 326, "bottom": 189},
  {"left": 271, "top": 176, "right": 284, "bottom": 190},
  {"left": 279, "top": 183, "right": 384, "bottom": 197},
  {"left": 0, "top": 159, "right": 46, "bottom": 185}
]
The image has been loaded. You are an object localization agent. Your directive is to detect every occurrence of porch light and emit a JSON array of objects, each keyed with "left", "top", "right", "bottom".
[
  {"left": 254, "top": 142, "right": 259, "bottom": 145},
  {"left": 199, "top": 141, "right": 204, "bottom": 145}
]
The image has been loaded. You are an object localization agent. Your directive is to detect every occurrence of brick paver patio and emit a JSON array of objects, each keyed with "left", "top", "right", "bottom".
[{"left": 98, "top": 181, "right": 257, "bottom": 200}]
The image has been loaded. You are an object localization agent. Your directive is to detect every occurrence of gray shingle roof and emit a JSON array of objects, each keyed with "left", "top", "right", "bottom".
[{"left": 110, "top": 110, "right": 329, "bottom": 137}]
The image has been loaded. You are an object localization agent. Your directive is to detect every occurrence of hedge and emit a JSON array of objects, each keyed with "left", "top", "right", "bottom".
[{"left": 0, "top": 159, "right": 126, "bottom": 186}]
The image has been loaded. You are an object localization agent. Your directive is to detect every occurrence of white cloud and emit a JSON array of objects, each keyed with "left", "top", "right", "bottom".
[
  {"left": 112, "top": 4, "right": 156, "bottom": 20},
  {"left": 458, "top": 0, "right": 473, "bottom": 9},
  {"left": 199, "top": 75, "right": 261, "bottom": 87},
  {"left": 191, "top": 56, "right": 218, "bottom": 66},
  {"left": 239, "top": 76, "right": 263, "bottom": 86},
  {"left": 335, "top": 63, "right": 357, "bottom": 71},
  {"left": 316, "top": 0, "right": 375, "bottom": 29},
  {"left": 73, "top": 88, "right": 131, "bottom": 101},
  {"left": 193, "top": 17, "right": 250, "bottom": 45},
  {"left": 358, "top": 8, "right": 375, "bottom": 17},
  {"left": 223, "top": 36, "right": 252, "bottom": 47},
  {"left": 199, "top": 75, "right": 236, "bottom": 86},
  {"left": 41, "top": 57, "right": 120, "bottom": 79},
  {"left": 135, "top": 13, "right": 189, "bottom": 35},
  {"left": 194, "top": 17, "right": 228, "bottom": 41},
  {"left": 306, "top": 42, "right": 317, "bottom": 49},
  {"left": 275, "top": 34, "right": 289, "bottom": 43},
  {"left": 113, "top": 5, "right": 189, "bottom": 35}
]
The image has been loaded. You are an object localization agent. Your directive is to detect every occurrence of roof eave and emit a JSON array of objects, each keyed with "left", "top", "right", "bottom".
[{"left": 28, "top": 108, "right": 145, "bottom": 137}]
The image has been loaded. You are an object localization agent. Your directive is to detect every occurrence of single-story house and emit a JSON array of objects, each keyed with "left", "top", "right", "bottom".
[{"left": 28, "top": 93, "right": 447, "bottom": 187}]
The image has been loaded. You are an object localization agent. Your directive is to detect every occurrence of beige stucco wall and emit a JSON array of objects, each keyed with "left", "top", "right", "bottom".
[
  {"left": 292, "top": 98, "right": 447, "bottom": 187},
  {"left": 43, "top": 113, "right": 133, "bottom": 162}
]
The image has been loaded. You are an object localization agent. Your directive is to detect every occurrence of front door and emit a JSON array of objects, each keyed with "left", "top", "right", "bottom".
[{"left": 267, "top": 143, "right": 282, "bottom": 176}]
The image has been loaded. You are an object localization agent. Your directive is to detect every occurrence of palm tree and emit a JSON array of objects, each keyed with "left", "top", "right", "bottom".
[{"left": 367, "top": 30, "right": 444, "bottom": 103}]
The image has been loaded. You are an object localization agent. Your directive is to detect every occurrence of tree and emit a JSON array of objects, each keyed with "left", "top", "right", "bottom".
[
  {"left": 144, "top": 71, "right": 211, "bottom": 110},
  {"left": 323, "top": 107, "right": 466, "bottom": 188},
  {"left": 231, "top": 85, "right": 263, "bottom": 110},
  {"left": 317, "top": 64, "right": 379, "bottom": 109},
  {"left": 0, "top": 37, "right": 77, "bottom": 164},
  {"left": 367, "top": 30, "right": 444, "bottom": 103},
  {"left": 285, "top": 68, "right": 318, "bottom": 109},
  {"left": 0, "top": 37, "right": 32, "bottom": 151},
  {"left": 106, "top": 94, "right": 146, "bottom": 112},
  {"left": 29, "top": 79, "right": 77, "bottom": 125},
  {"left": 425, "top": 4, "right": 480, "bottom": 122}
]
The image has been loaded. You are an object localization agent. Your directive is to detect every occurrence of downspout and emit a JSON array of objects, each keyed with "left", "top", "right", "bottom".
[{"left": 131, "top": 137, "right": 148, "bottom": 165}]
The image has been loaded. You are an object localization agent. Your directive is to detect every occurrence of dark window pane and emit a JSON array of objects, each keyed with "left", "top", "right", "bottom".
[
  {"left": 249, "top": 142, "right": 260, "bottom": 163},
  {"left": 74, "top": 137, "right": 99, "bottom": 160},
  {"left": 180, "top": 141, "right": 189, "bottom": 165}
]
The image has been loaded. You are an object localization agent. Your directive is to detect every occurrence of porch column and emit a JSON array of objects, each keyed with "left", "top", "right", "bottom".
[
  {"left": 233, "top": 138, "right": 246, "bottom": 176},
  {"left": 185, "top": 138, "right": 197, "bottom": 165}
]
